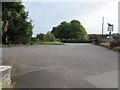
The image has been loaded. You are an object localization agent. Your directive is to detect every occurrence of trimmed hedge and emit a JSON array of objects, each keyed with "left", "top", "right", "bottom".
[{"left": 60, "top": 39, "right": 92, "bottom": 43}]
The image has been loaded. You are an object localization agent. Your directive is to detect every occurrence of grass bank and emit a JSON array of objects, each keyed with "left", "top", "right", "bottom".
[
  {"left": 30, "top": 41, "right": 64, "bottom": 45},
  {"left": 0, "top": 42, "right": 64, "bottom": 48},
  {"left": 98, "top": 42, "right": 120, "bottom": 52}
]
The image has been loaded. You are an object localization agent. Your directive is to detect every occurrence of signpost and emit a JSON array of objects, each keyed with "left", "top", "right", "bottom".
[{"left": 107, "top": 23, "right": 113, "bottom": 35}]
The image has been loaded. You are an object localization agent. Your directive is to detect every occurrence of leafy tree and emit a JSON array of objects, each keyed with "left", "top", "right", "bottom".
[
  {"left": 37, "top": 33, "right": 45, "bottom": 41},
  {"left": 36, "top": 32, "right": 55, "bottom": 42},
  {"left": 2, "top": 2, "right": 33, "bottom": 44},
  {"left": 51, "top": 19, "right": 88, "bottom": 41},
  {"left": 44, "top": 32, "right": 55, "bottom": 42}
]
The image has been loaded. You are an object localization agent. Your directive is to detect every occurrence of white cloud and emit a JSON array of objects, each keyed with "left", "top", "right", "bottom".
[{"left": 75, "top": 0, "right": 119, "bottom": 34}]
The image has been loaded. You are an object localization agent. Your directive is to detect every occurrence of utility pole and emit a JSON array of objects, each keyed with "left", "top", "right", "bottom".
[{"left": 102, "top": 17, "right": 104, "bottom": 35}]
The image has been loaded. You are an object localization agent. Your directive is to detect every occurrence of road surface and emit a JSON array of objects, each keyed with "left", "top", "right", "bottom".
[{"left": 2, "top": 43, "right": 118, "bottom": 88}]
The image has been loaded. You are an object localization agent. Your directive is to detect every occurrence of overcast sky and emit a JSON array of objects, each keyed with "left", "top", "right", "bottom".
[{"left": 22, "top": 0, "right": 119, "bottom": 37}]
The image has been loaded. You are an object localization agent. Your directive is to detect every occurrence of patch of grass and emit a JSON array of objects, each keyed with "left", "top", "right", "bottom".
[
  {"left": 30, "top": 41, "right": 64, "bottom": 45},
  {"left": 1, "top": 42, "right": 64, "bottom": 48},
  {"left": 98, "top": 43, "right": 120, "bottom": 52},
  {"left": 36, "top": 42, "right": 64, "bottom": 45},
  {"left": 1, "top": 44, "right": 29, "bottom": 48},
  {"left": 112, "top": 47, "right": 120, "bottom": 52},
  {"left": 99, "top": 43, "right": 109, "bottom": 48}
]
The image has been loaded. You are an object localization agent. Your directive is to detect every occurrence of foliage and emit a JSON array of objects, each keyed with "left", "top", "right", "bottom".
[
  {"left": 112, "top": 47, "right": 120, "bottom": 52},
  {"left": 36, "top": 32, "right": 55, "bottom": 42},
  {"left": 29, "top": 41, "right": 64, "bottom": 45},
  {"left": 99, "top": 43, "right": 109, "bottom": 48},
  {"left": 44, "top": 32, "right": 56, "bottom": 42},
  {"left": 112, "top": 34, "right": 120, "bottom": 40},
  {"left": 2, "top": 2, "right": 33, "bottom": 45},
  {"left": 88, "top": 34, "right": 109, "bottom": 41},
  {"left": 51, "top": 19, "right": 88, "bottom": 42},
  {"left": 93, "top": 38, "right": 103, "bottom": 45},
  {"left": 98, "top": 42, "right": 120, "bottom": 52},
  {"left": 36, "top": 33, "right": 45, "bottom": 41},
  {"left": 31, "top": 37, "right": 40, "bottom": 42},
  {"left": 61, "top": 39, "right": 92, "bottom": 43},
  {"left": 109, "top": 40, "right": 120, "bottom": 48}
]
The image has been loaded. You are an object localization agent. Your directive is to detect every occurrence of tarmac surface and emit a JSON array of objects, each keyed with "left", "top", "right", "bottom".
[{"left": 2, "top": 43, "right": 118, "bottom": 88}]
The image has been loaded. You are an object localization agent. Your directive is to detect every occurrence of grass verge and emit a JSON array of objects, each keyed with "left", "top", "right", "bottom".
[
  {"left": 0, "top": 42, "right": 64, "bottom": 48},
  {"left": 98, "top": 43, "right": 120, "bottom": 52},
  {"left": 30, "top": 42, "right": 64, "bottom": 45}
]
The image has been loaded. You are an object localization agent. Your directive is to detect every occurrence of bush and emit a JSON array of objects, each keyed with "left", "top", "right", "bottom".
[
  {"left": 99, "top": 43, "right": 109, "bottom": 48},
  {"left": 112, "top": 47, "right": 120, "bottom": 51},
  {"left": 36, "top": 33, "right": 45, "bottom": 41},
  {"left": 109, "top": 40, "right": 120, "bottom": 48},
  {"left": 31, "top": 37, "right": 40, "bottom": 42},
  {"left": 94, "top": 38, "right": 103, "bottom": 45},
  {"left": 112, "top": 34, "right": 120, "bottom": 40},
  {"left": 88, "top": 34, "right": 109, "bottom": 41},
  {"left": 44, "top": 33, "right": 55, "bottom": 42},
  {"left": 60, "top": 39, "right": 92, "bottom": 43},
  {"left": 36, "top": 32, "right": 55, "bottom": 42}
]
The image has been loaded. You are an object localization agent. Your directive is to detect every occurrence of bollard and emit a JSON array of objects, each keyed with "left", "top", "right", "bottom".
[{"left": 0, "top": 66, "right": 12, "bottom": 89}]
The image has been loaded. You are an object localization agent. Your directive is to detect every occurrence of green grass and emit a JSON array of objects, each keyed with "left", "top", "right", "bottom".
[
  {"left": 33, "top": 42, "right": 64, "bottom": 45},
  {"left": 0, "top": 44, "right": 30, "bottom": 48},
  {"left": 112, "top": 47, "right": 120, "bottom": 52},
  {"left": 99, "top": 43, "right": 109, "bottom": 48},
  {"left": 98, "top": 42, "right": 120, "bottom": 52},
  {"left": 0, "top": 42, "right": 64, "bottom": 48}
]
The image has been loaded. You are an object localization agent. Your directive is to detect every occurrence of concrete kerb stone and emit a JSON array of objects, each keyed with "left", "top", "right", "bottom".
[{"left": 0, "top": 66, "right": 12, "bottom": 89}]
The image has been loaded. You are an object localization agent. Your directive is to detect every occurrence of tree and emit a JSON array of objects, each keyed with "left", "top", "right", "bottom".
[
  {"left": 2, "top": 2, "right": 33, "bottom": 44},
  {"left": 37, "top": 33, "right": 45, "bottom": 41},
  {"left": 51, "top": 19, "right": 88, "bottom": 41},
  {"left": 36, "top": 32, "right": 55, "bottom": 42},
  {"left": 45, "top": 32, "right": 55, "bottom": 42}
]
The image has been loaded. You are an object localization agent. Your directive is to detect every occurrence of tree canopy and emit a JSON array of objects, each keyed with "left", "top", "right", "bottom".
[
  {"left": 2, "top": 2, "right": 33, "bottom": 44},
  {"left": 36, "top": 32, "right": 55, "bottom": 42},
  {"left": 51, "top": 20, "right": 88, "bottom": 41}
]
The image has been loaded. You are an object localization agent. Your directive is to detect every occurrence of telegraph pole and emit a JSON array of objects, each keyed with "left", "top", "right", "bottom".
[{"left": 102, "top": 17, "right": 104, "bottom": 35}]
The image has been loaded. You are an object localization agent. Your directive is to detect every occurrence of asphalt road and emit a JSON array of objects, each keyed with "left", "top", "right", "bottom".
[{"left": 2, "top": 43, "right": 118, "bottom": 88}]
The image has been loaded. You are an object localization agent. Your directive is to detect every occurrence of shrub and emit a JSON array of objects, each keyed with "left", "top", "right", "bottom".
[
  {"left": 94, "top": 38, "right": 103, "bottom": 45},
  {"left": 44, "top": 33, "right": 55, "bottom": 42},
  {"left": 112, "top": 34, "right": 120, "bottom": 40},
  {"left": 36, "top": 33, "right": 45, "bottom": 41},
  {"left": 109, "top": 40, "right": 120, "bottom": 48},
  {"left": 99, "top": 43, "right": 109, "bottom": 48},
  {"left": 60, "top": 39, "right": 92, "bottom": 43},
  {"left": 31, "top": 37, "right": 40, "bottom": 42},
  {"left": 36, "top": 32, "right": 56, "bottom": 42},
  {"left": 112, "top": 47, "right": 120, "bottom": 51}
]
